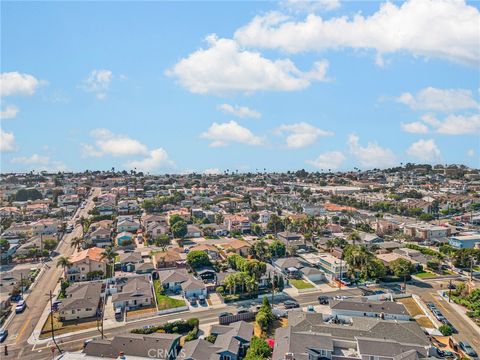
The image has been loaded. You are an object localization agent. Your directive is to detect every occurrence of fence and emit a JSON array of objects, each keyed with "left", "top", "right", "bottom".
[{"left": 219, "top": 311, "right": 256, "bottom": 325}]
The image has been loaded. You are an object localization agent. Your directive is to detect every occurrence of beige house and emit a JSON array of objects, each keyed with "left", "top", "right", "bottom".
[
  {"left": 66, "top": 247, "right": 107, "bottom": 282},
  {"left": 59, "top": 282, "right": 102, "bottom": 321},
  {"left": 112, "top": 276, "right": 153, "bottom": 310}
]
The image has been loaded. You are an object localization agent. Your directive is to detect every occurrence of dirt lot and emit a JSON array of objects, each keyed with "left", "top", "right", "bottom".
[{"left": 397, "top": 297, "right": 434, "bottom": 328}]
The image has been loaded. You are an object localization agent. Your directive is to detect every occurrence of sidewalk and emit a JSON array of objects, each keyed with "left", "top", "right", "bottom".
[{"left": 437, "top": 290, "right": 480, "bottom": 337}]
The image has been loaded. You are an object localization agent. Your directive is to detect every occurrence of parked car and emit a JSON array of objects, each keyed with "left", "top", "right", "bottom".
[
  {"left": 426, "top": 303, "right": 436, "bottom": 310},
  {"left": 441, "top": 319, "right": 457, "bottom": 333},
  {"left": 0, "top": 329, "right": 8, "bottom": 343},
  {"left": 114, "top": 308, "right": 122, "bottom": 320},
  {"left": 10, "top": 294, "right": 22, "bottom": 302},
  {"left": 307, "top": 305, "right": 315, "bottom": 312},
  {"left": 15, "top": 300, "right": 26, "bottom": 313},
  {"left": 189, "top": 298, "right": 197, "bottom": 306},
  {"left": 435, "top": 347, "right": 454, "bottom": 358},
  {"left": 459, "top": 342, "right": 478, "bottom": 358},
  {"left": 284, "top": 300, "right": 300, "bottom": 309},
  {"left": 198, "top": 297, "right": 207, "bottom": 306},
  {"left": 219, "top": 312, "right": 232, "bottom": 318},
  {"left": 318, "top": 295, "right": 329, "bottom": 304}
]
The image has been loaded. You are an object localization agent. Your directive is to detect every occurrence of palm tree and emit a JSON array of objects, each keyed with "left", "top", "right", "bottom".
[
  {"left": 70, "top": 237, "right": 84, "bottom": 251},
  {"left": 225, "top": 275, "right": 236, "bottom": 295},
  {"left": 56, "top": 256, "right": 72, "bottom": 278},
  {"left": 101, "top": 246, "right": 118, "bottom": 278}
]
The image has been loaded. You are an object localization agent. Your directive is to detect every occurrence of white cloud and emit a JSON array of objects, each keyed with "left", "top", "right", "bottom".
[
  {"left": 0, "top": 128, "right": 17, "bottom": 152},
  {"left": 467, "top": 149, "right": 475, "bottom": 157},
  {"left": 203, "top": 168, "right": 221, "bottom": 175},
  {"left": 0, "top": 72, "right": 40, "bottom": 96},
  {"left": 282, "top": 0, "right": 341, "bottom": 13},
  {"left": 234, "top": 0, "right": 480, "bottom": 66},
  {"left": 80, "top": 69, "right": 113, "bottom": 100},
  {"left": 435, "top": 114, "right": 480, "bottom": 135},
  {"left": 400, "top": 121, "right": 429, "bottom": 134},
  {"left": 276, "top": 122, "right": 333, "bottom": 148},
  {"left": 124, "top": 148, "right": 174, "bottom": 172},
  {"left": 217, "top": 104, "right": 261, "bottom": 119},
  {"left": 347, "top": 134, "right": 396, "bottom": 168},
  {"left": 166, "top": 35, "right": 328, "bottom": 94},
  {"left": 0, "top": 105, "right": 19, "bottom": 119},
  {"left": 307, "top": 151, "right": 345, "bottom": 170},
  {"left": 406, "top": 138, "right": 441, "bottom": 162},
  {"left": 82, "top": 128, "right": 149, "bottom": 157},
  {"left": 10, "top": 154, "right": 66, "bottom": 171},
  {"left": 200, "top": 121, "right": 264, "bottom": 147},
  {"left": 397, "top": 87, "right": 479, "bottom": 112}
]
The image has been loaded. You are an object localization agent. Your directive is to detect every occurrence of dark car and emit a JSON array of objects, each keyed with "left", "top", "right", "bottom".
[
  {"left": 219, "top": 312, "right": 232, "bottom": 318},
  {"left": 441, "top": 319, "right": 457, "bottom": 333},
  {"left": 435, "top": 347, "right": 454, "bottom": 358},
  {"left": 0, "top": 329, "right": 8, "bottom": 343},
  {"left": 459, "top": 342, "right": 478, "bottom": 357},
  {"left": 318, "top": 295, "right": 329, "bottom": 305},
  {"left": 284, "top": 301, "right": 300, "bottom": 309},
  {"left": 10, "top": 294, "right": 22, "bottom": 302},
  {"left": 427, "top": 303, "right": 436, "bottom": 309}
]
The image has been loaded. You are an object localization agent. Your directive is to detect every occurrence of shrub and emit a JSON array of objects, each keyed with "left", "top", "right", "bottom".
[
  {"left": 439, "top": 324, "right": 453, "bottom": 336},
  {"left": 184, "top": 327, "right": 199, "bottom": 342}
]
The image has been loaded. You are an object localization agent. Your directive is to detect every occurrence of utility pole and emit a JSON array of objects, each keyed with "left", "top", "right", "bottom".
[
  {"left": 271, "top": 272, "right": 275, "bottom": 307},
  {"left": 48, "top": 290, "right": 62, "bottom": 354},
  {"left": 448, "top": 279, "right": 452, "bottom": 303},
  {"left": 20, "top": 273, "right": 24, "bottom": 298}
]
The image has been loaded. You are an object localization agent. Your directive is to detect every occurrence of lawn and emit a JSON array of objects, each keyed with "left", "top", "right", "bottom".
[
  {"left": 414, "top": 271, "right": 438, "bottom": 279},
  {"left": 153, "top": 279, "right": 186, "bottom": 310},
  {"left": 289, "top": 279, "right": 314, "bottom": 289}
]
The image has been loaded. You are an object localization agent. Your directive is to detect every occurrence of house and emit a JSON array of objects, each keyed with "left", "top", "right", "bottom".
[
  {"left": 357, "top": 232, "right": 383, "bottom": 247},
  {"left": 25, "top": 203, "right": 49, "bottom": 215},
  {"left": 115, "top": 231, "right": 134, "bottom": 247},
  {"left": 181, "top": 277, "right": 207, "bottom": 299},
  {"left": 272, "top": 311, "right": 431, "bottom": 360},
  {"left": 96, "top": 201, "right": 116, "bottom": 215},
  {"left": 329, "top": 298, "right": 411, "bottom": 321},
  {"left": 222, "top": 239, "right": 250, "bottom": 256},
  {"left": 117, "top": 200, "right": 140, "bottom": 215},
  {"left": 87, "top": 227, "right": 112, "bottom": 248},
  {"left": 277, "top": 231, "right": 305, "bottom": 249},
  {"left": 186, "top": 225, "right": 202, "bottom": 238},
  {"left": 66, "top": 247, "right": 107, "bottom": 282},
  {"left": 189, "top": 244, "right": 220, "bottom": 260},
  {"left": 152, "top": 249, "right": 185, "bottom": 269},
  {"left": 59, "top": 281, "right": 102, "bottom": 321},
  {"left": 274, "top": 257, "right": 308, "bottom": 278},
  {"left": 224, "top": 214, "right": 250, "bottom": 234},
  {"left": 112, "top": 275, "right": 153, "bottom": 310},
  {"left": 300, "top": 266, "right": 325, "bottom": 283},
  {"left": 316, "top": 253, "right": 349, "bottom": 281},
  {"left": 404, "top": 223, "right": 451, "bottom": 241},
  {"left": 0, "top": 207, "right": 21, "bottom": 219},
  {"left": 32, "top": 219, "right": 57, "bottom": 236},
  {"left": 157, "top": 269, "right": 190, "bottom": 292},
  {"left": 207, "top": 321, "right": 254, "bottom": 360},
  {"left": 117, "top": 219, "right": 140, "bottom": 233},
  {"left": 117, "top": 252, "right": 143, "bottom": 272},
  {"left": 449, "top": 233, "right": 480, "bottom": 249},
  {"left": 201, "top": 223, "right": 228, "bottom": 237},
  {"left": 83, "top": 333, "right": 181, "bottom": 360},
  {"left": 57, "top": 194, "right": 80, "bottom": 207}
]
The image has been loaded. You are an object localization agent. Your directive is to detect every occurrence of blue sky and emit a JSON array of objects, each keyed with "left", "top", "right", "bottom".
[{"left": 1, "top": 0, "right": 479, "bottom": 174}]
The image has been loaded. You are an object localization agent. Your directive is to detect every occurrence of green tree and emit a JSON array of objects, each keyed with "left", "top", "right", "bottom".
[
  {"left": 70, "top": 237, "right": 84, "bottom": 251},
  {"left": 245, "top": 336, "right": 272, "bottom": 360},
  {"left": 101, "top": 246, "right": 118, "bottom": 278},
  {"left": 390, "top": 258, "right": 415, "bottom": 286},
  {"left": 154, "top": 234, "right": 171, "bottom": 250},
  {"left": 171, "top": 220, "right": 188, "bottom": 238},
  {"left": 439, "top": 324, "right": 453, "bottom": 336},
  {"left": 268, "top": 240, "right": 286, "bottom": 257},
  {"left": 187, "top": 250, "right": 211, "bottom": 269},
  {"left": 0, "top": 239, "right": 10, "bottom": 252},
  {"left": 56, "top": 256, "right": 72, "bottom": 275},
  {"left": 267, "top": 214, "right": 284, "bottom": 235},
  {"left": 169, "top": 214, "right": 185, "bottom": 227}
]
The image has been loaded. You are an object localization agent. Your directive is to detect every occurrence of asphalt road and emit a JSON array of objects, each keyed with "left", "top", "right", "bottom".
[
  {"left": 2, "top": 188, "right": 100, "bottom": 359},
  {"left": 406, "top": 279, "right": 480, "bottom": 353}
]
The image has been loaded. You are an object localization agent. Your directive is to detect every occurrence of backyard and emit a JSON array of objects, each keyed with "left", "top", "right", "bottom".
[
  {"left": 289, "top": 279, "right": 314, "bottom": 289},
  {"left": 153, "top": 279, "right": 186, "bottom": 310}
]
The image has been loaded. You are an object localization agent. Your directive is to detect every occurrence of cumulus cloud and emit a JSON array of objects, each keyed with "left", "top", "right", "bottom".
[
  {"left": 0, "top": 105, "right": 19, "bottom": 119},
  {"left": 0, "top": 128, "right": 17, "bottom": 152},
  {"left": 166, "top": 35, "right": 328, "bottom": 94},
  {"left": 276, "top": 122, "right": 333, "bottom": 148},
  {"left": 217, "top": 104, "right": 261, "bottom": 119},
  {"left": 467, "top": 149, "right": 475, "bottom": 157},
  {"left": 397, "top": 87, "right": 479, "bottom": 112},
  {"left": 0, "top": 72, "right": 41, "bottom": 96},
  {"left": 406, "top": 138, "right": 441, "bottom": 162},
  {"left": 82, "top": 128, "right": 149, "bottom": 157},
  {"left": 400, "top": 121, "right": 429, "bottom": 134},
  {"left": 124, "top": 148, "right": 174, "bottom": 172},
  {"left": 411, "top": 113, "right": 480, "bottom": 135},
  {"left": 282, "top": 0, "right": 341, "bottom": 13},
  {"left": 10, "top": 154, "right": 66, "bottom": 171},
  {"left": 200, "top": 121, "right": 264, "bottom": 147},
  {"left": 347, "top": 134, "right": 396, "bottom": 168},
  {"left": 80, "top": 69, "right": 113, "bottom": 99},
  {"left": 307, "top": 151, "right": 345, "bottom": 170},
  {"left": 203, "top": 168, "right": 221, "bottom": 175},
  {"left": 234, "top": 0, "right": 480, "bottom": 66}
]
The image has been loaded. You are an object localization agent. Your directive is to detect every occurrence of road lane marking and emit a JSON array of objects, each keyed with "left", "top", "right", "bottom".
[{"left": 16, "top": 318, "right": 32, "bottom": 343}]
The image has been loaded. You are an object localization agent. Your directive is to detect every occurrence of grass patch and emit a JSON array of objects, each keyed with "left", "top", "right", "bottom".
[
  {"left": 153, "top": 279, "right": 186, "bottom": 310},
  {"left": 289, "top": 279, "right": 314, "bottom": 289},
  {"left": 414, "top": 271, "right": 438, "bottom": 279}
]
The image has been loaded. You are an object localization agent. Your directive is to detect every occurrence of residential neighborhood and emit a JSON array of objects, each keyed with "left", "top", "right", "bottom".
[{"left": 0, "top": 166, "right": 479, "bottom": 359}]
